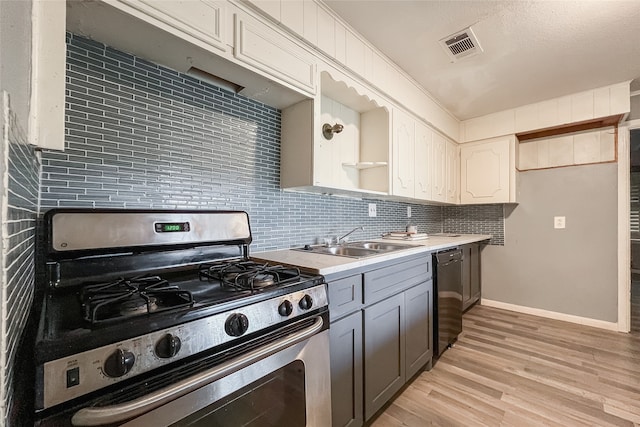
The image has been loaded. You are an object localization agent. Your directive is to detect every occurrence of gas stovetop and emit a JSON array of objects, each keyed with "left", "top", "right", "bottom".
[{"left": 37, "top": 258, "right": 323, "bottom": 361}]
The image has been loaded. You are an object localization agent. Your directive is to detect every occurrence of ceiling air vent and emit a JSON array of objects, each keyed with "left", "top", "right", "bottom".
[{"left": 439, "top": 27, "right": 483, "bottom": 62}]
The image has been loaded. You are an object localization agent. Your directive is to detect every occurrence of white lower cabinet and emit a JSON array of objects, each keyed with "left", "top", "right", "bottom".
[{"left": 460, "top": 135, "right": 517, "bottom": 204}]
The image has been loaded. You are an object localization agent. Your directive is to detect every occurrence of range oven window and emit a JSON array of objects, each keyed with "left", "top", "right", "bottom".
[{"left": 171, "top": 360, "right": 306, "bottom": 427}]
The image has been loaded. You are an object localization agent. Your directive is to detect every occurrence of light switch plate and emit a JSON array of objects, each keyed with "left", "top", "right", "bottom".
[
  {"left": 407, "top": 206, "right": 412, "bottom": 218},
  {"left": 368, "top": 203, "right": 377, "bottom": 217},
  {"left": 554, "top": 216, "right": 566, "bottom": 229}
]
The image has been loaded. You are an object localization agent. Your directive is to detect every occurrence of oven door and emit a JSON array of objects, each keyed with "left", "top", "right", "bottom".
[{"left": 70, "top": 316, "right": 330, "bottom": 427}]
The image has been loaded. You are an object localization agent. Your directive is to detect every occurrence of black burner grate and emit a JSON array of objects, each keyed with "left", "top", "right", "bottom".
[
  {"left": 200, "top": 261, "right": 301, "bottom": 292},
  {"left": 81, "top": 275, "right": 194, "bottom": 325}
]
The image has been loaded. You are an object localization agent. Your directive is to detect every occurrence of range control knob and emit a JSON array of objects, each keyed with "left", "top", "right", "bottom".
[
  {"left": 225, "top": 313, "right": 249, "bottom": 337},
  {"left": 299, "top": 294, "right": 313, "bottom": 310},
  {"left": 103, "top": 348, "right": 135, "bottom": 378},
  {"left": 278, "top": 300, "right": 294, "bottom": 317},
  {"left": 155, "top": 333, "right": 182, "bottom": 359}
]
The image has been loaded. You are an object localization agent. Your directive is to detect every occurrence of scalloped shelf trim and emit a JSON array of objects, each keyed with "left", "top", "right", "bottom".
[{"left": 320, "top": 71, "right": 388, "bottom": 113}]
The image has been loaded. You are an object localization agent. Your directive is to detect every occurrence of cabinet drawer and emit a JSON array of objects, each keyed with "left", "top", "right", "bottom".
[
  {"left": 329, "top": 274, "right": 363, "bottom": 322},
  {"left": 364, "top": 256, "right": 431, "bottom": 305}
]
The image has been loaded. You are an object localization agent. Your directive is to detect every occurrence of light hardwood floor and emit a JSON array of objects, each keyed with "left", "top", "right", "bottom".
[{"left": 371, "top": 304, "right": 640, "bottom": 427}]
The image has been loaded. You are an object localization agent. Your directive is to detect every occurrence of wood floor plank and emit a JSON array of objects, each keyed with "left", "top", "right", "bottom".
[{"left": 369, "top": 304, "right": 640, "bottom": 427}]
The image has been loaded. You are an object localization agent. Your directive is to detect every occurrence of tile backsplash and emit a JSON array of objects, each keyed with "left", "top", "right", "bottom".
[
  {"left": 40, "top": 33, "right": 504, "bottom": 250},
  {"left": 443, "top": 205, "right": 504, "bottom": 245},
  {"left": 0, "top": 92, "right": 40, "bottom": 425}
]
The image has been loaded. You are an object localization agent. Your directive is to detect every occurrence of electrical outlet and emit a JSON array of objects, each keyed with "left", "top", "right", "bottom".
[
  {"left": 554, "top": 216, "right": 566, "bottom": 229},
  {"left": 368, "top": 203, "right": 377, "bottom": 217},
  {"left": 407, "top": 206, "right": 412, "bottom": 218}
]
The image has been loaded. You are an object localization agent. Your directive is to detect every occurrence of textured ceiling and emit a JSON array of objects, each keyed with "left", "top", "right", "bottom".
[{"left": 324, "top": 0, "right": 640, "bottom": 120}]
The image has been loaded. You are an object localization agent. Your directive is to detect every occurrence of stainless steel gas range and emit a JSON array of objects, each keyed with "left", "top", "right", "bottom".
[{"left": 34, "top": 209, "right": 331, "bottom": 426}]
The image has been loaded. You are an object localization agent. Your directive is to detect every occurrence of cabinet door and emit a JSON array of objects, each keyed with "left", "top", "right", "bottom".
[
  {"left": 460, "top": 137, "right": 511, "bottom": 204},
  {"left": 461, "top": 245, "right": 472, "bottom": 310},
  {"left": 364, "top": 293, "right": 405, "bottom": 420},
  {"left": 462, "top": 244, "right": 481, "bottom": 311},
  {"left": 234, "top": 12, "right": 316, "bottom": 95},
  {"left": 405, "top": 281, "right": 433, "bottom": 379},
  {"left": 31, "top": 0, "right": 66, "bottom": 150},
  {"left": 331, "top": 311, "right": 364, "bottom": 427},
  {"left": 431, "top": 133, "right": 446, "bottom": 202},
  {"left": 414, "top": 122, "right": 433, "bottom": 200},
  {"left": 391, "top": 109, "right": 415, "bottom": 198},
  {"left": 470, "top": 244, "right": 481, "bottom": 304},
  {"left": 123, "top": 0, "right": 227, "bottom": 52},
  {"left": 445, "top": 139, "right": 459, "bottom": 204}
]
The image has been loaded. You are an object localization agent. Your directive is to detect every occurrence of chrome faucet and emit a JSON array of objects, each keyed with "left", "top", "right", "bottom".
[{"left": 337, "top": 226, "right": 364, "bottom": 244}]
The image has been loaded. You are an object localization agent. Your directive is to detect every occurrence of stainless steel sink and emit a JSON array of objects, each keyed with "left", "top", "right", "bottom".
[
  {"left": 346, "top": 241, "right": 414, "bottom": 251},
  {"left": 294, "top": 241, "right": 414, "bottom": 258},
  {"left": 312, "top": 246, "right": 379, "bottom": 257}
]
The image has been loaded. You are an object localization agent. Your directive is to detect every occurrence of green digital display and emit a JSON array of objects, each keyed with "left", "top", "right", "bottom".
[{"left": 155, "top": 222, "right": 190, "bottom": 233}]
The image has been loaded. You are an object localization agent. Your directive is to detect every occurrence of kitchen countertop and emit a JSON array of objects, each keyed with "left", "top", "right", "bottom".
[{"left": 252, "top": 234, "right": 491, "bottom": 275}]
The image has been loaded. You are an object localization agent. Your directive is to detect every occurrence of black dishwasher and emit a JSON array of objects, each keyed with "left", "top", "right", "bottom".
[{"left": 433, "top": 248, "right": 463, "bottom": 357}]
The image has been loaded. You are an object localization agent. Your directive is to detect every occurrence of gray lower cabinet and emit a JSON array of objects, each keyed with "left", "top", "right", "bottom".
[
  {"left": 363, "top": 281, "right": 433, "bottom": 420},
  {"left": 405, "top": 281, "right": 433, "bottom": 379},
  {"left": 328, "top": 254, "right": 433, "bottom": 426},
  {"left": 330, "top": 310, "right": 363, "bottom": 427},
  {"left": 461, "top": 243, "right": 482, "bottom": 311},
  {"left": 363, "top": 292, "right": 405, "bottom": 420}
]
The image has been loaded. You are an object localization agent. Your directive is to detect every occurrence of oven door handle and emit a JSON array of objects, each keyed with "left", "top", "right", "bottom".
[{"left": 71, "top": 316, "right": 325, "bottom": 426}]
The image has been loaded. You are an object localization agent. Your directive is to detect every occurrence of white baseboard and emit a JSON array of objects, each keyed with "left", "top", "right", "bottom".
[{"left": 480, "top": 299, "right": 620, "bottom": 332}]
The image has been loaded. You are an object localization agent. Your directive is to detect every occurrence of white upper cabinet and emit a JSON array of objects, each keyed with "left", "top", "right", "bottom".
[
  {"left": 243, "top": 0, "right": 460, "bottom": 142},
  {"left": 280, "top": 1, "right": 304, "bottom": 35},
  {"left": 247, "top": 0, "right": 281, "bottom": 20},
  {"left": 30, "top": 0, "right": 66, "bottom": 151},
  {"left": 391, "top": 109, "right": 434, "bottom": 202},
  {"left": 317, "top": 96, "right": 362, "bottom": 189},
  {"left": 431, "top": 133, "right": 446, "bottom": 203},
  {"left": 391, "top": 109, "right": 416, "bottom": 198},
  {"left": 445, "top": 139, "right": 459, "bottom": 204},
  {"left": 461, "top": 82, "right": 630, "bottom": 143},
  {"left": 119, "top": 0, "right": 227, "bottom": 52},
  {"left": 345, "top": 30, "right": 366, "bottom": 78},
  {"left": 234, "top": 11, "right": 316, "bottom": 95},
  {"left": 460, "top": 136, "right": 517, "bottom": 204},
  {"left": 281, "top": 71, "right": 390, "bottom": 196},
  {"left": 414, "top": 122, "right": 433, "bottom": 201}
]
